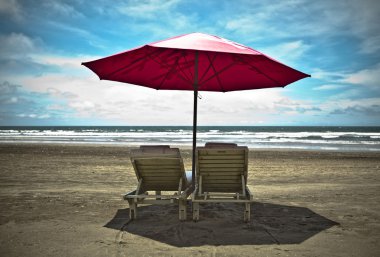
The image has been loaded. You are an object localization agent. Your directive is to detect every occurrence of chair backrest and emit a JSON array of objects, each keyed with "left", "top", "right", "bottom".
[
  {"left": 139, "top": 145, "right": 170, "bottom": 150},
  {"left": 130, "top": 147, "right": 187, "bottom": 191},
  {"left": 205, "top": 142, "right": 238, "bottom": 148},
  {"left": 130, "top": 147, "right": 180, "bottom": 159},
  {"left": 196, "top": 146, "right": 248, "bottom": 193}
]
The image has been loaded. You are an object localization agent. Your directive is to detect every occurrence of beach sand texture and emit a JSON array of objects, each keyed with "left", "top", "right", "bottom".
[{"left": 0, "top": 143, "right": 379, "bottom": 256}]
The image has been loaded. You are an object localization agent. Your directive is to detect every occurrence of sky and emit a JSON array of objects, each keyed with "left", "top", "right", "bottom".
[{"left": 0, "top": 0, "right": 380, "bottom": 126}]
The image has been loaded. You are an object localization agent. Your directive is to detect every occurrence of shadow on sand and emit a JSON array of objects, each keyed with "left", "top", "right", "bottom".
[{"left": 104, "top": 202, "right": 339, "bottom": 246}]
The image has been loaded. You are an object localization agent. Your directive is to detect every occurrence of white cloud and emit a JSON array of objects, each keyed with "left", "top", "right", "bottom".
[
  {"left": 325, "top": 97, "right": 380, "bottom": 116},
  {"left": 0, "top": 33, "right": 50, "bottom": 77},
  {"left": 223, "top": 1, "right": 320, "bottom": 40},
  {"left": 360, "top": 34, "right": 380, "bottom": 54},
  {"left": 32, "top": 54, "right": 103, "bottom": 75},
  {"left": 43, "top": 1, "right": 84, "bottom": 18},
  {"left": 345, "top": 0, "right": 380, "bottom": 54},
  {"left": 224, "top": 15, "right": 281, "bottom": 40},
  {"left": 313, "top": 84, "right": 346, "bottom": 90},
  {"left": 196, "top": 88, "right": 320, "bottom": 125},
  {"left": 9, "top": 97, "right": 17, "bottom": 103},
  {"left": 114, "top": 0, "right": 197, "bottom": 39},
  {"left": 0, "top": 0, "right": 22, "bottom": 20},
  {"left": 311, "top": 69, "right": 346, "bottom": 80},
  {"left": 258, "top": 40, "right": 310, "bottom": 65},
  {"left": 9, "top": 62, "right": 379, "bottom": 125},
  {"left": 47, "top": 104, "right": 65, "bottom": 110},
  {"left": 40, "top": 55, "right": 75, "bottom": 66},
  {"left": 0, "top": 81, "right": 20, "bottom": 94},
  {"left": 118, "top": 0, "right": 180, "bottom": 19},
  {"left": 38, "top": 114, "right": 51, "bottom": 119},
  {"left": 0, "top": 34, "right": 103, "bottom": 78},
  {"left": 305, "top": 0, "right": 377, "bottom": 55},
  {"left": 310, "top": 67, "right": 375, "bottom": 91},
  {"left": 0, "top": 33, "right": 42, "bottom": 58},
  {"left": 68, "top": 100, "right": 98, "bottom": 117},
  {"left": 223, "top": 0, "right": 380, "bottom": 54},
  {"left": 15, "top": 69, "right": 316, "bottom": 125},
  {"left": 46, "top": 20, "right": 106, "bottom": 50},
  {"left": 17, "top": 113, "right": 51, "bottom": 119},
  {"left": 342, "top": 63, "right": 380, "bottom": 89}
]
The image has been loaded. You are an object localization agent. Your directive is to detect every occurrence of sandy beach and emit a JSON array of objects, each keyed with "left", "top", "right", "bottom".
[{"left": 0, "top": 143, "right": 379, "bottom": 256}]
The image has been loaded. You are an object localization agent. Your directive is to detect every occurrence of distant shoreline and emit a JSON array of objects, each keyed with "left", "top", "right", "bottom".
[
  {"left": 1, "top": 126, "right": 380, "bottom": 151},
  {"left": 1, "top": 142, "right": 380, "bottom": 153}
]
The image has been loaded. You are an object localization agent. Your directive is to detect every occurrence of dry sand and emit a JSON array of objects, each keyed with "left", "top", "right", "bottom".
[{"left": 0, "top": 143, "right": 379, "bottom": 256}]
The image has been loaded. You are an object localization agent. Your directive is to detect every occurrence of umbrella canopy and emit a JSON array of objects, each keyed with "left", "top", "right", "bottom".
[
  {"left": 83, "top": 33, "right": 309, "bottom": 92},
  {"left": 82, "top": 32, "right": 310, "bottom": 186}
]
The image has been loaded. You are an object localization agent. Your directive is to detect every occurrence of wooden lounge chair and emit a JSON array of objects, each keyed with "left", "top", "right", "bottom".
[
  {"left": 123, "top": 146, "right": 192, "bottom": 221},
  {"left": 192, "top": 143, "right": 253, "bottom": 222}
]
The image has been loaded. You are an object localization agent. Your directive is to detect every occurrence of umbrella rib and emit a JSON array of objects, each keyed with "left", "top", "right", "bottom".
[
  {"left": 174, "top": 52, "right": 197, "bottom": 86},
  {"left": 156, "top": 56, "right": 180, "bottom": 90},
  {"left": 148, "top": 49, "right": 193, "bottom": 88},
  {"left": 198, "top": 52, "right": 217, "bottom": 86},
  {"left": 103, "top": 48, "right": 162, "bottom": 79},
  {"left": 181, "top": 53, "right": 194, "bottom": 83},
  {"left": 235, "top": 55, "right": 282, "bottom": 86},
  {"left": 199, "top": 62, "right": 235, "bottom": 89},
  {"left": 205, "top": 53, "right": 225, "bottom": 92}
]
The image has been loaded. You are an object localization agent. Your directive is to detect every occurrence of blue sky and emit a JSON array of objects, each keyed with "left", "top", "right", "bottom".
[{"left": 1, "top": 0, "right": 379, "bottom": 126}]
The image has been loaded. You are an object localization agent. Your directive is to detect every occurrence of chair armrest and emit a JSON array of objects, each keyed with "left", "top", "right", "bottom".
[
  {"left": 123, "top": 190, "right": 137, "bottom": 200},
  {"left": 245, "top": 187, "right": 254, "bottom": 201},
  {"left": 180, "top": 184, "right": 194, "bottom": 199}
]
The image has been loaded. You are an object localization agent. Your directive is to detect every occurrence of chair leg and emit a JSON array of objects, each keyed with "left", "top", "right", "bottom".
[
  {"left": 244, "top": 203, "right": 250, "bottom": 222},
  {"left": 128, "top": 200, "right": 137, "bottom": 220},
  {"left": 192, "top": 202, "right": 200, "bottom": 221},
  {"left": 179, "top": 199, "right": 187, "bottom": 221},
  {"left": 155, "top": 191, "right": 161, "bottom": 200}
]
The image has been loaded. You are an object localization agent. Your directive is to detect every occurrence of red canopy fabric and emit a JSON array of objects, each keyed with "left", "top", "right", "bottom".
[{"left": 82, "top": 33, "right": 310, "bottom": 92}]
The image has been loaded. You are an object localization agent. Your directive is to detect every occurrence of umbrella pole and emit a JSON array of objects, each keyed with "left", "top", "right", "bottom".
[
  {"left": 192, "top": 51, "right": 199, "bottom": 189},
  {"left": 192, "top": 88, "right": 198, "bottom": 188}
]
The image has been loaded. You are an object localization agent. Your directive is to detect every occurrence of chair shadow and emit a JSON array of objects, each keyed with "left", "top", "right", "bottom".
[{"left": 104, "top": 201, "right": 339, "bottom": 246}]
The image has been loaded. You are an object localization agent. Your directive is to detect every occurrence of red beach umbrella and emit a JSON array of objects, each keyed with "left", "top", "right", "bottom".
[{"left": 82, "top": 32, "right": 310, "bottom": 186}]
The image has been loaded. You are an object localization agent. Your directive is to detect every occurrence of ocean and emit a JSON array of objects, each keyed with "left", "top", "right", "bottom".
[{"left": 0, "top": 126, "right": 380, "bottom": 151}]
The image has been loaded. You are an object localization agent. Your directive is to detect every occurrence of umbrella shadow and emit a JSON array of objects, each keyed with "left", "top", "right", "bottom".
[{"left": 104, "top": 202, "right": 339, "bottom": 246}]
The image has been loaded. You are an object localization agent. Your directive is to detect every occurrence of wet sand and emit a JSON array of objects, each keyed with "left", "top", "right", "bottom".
[{"left": 0, "top": 143, "right": 379, "bottom": 256}]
